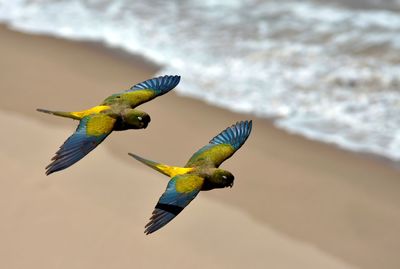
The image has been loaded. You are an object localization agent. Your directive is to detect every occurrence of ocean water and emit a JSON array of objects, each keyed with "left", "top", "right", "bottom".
[{"left": 1, "top": 0, "right": 400, "bottom": 160}]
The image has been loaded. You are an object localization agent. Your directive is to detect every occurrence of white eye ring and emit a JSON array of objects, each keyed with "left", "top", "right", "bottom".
[
  {"left": 138, "top": 116, "right": 143, "bottom": 120},
  {"left": 222, "top": 175, "right": 227, "bottom": 179}
]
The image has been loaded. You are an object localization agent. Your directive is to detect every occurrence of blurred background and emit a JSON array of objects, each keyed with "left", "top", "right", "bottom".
[
  {"left": 3, "top": 0, "right": 400, "bottom": 160},
  {"left": 1, "top": 1, "right": 400, "bottom": 269}
]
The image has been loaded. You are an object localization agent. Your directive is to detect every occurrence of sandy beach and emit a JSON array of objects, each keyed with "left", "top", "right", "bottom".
[{"left": 1, "top": 25, "right": 400, "bottom": 269}]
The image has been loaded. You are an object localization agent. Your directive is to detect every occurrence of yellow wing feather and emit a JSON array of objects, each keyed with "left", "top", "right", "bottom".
[
  {"left": 175, "top": 175, "right": 203, "bottom": 193},
  {"left": 86, "top": 114, "right": 116, "bottom": 136},
  {"left": 121, "top": 90, "right": 155, "bottom": 108}
]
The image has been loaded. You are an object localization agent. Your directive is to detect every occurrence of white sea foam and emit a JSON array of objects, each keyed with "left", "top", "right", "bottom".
[{"left": 1, "top": 0, "right": 400, "bottom": 161}]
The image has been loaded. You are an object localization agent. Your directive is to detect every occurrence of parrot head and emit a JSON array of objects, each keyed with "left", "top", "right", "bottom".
[
  {"left": 118, "top": 109, "right": 151, "bottom": 130},
  {"left": 207, "top": 169, "right": 235, "bottom": 189}
]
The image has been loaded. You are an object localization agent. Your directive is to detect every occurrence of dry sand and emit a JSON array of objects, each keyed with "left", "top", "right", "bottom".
[{"left": 1, "top": 25, "right": 400, "bottom": 269}]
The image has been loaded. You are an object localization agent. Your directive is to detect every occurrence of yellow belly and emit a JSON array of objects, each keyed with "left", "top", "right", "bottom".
[
  {"left": 71, "top": 105, "right": 111, "bottom": 119},
  {"left": 156, "top": 165, "right": 194, "bottom": 178}
]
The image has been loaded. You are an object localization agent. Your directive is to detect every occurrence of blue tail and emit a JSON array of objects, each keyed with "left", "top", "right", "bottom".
[{"left": 210, "top": 120, "right": 252, "bottom": 150}]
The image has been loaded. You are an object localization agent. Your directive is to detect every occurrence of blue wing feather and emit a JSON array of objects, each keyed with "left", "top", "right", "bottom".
[
  {"left": 145, "top": 211, "right": 176, "bottom": 234},
  {"left": 209, "top": 120, "right": 252, "bottom": 150},
  {"left": 128, "top": 75, "right": 180, "bottom": 96},
  {"left": 144, "top": 175, "right": 202, "bottom": 234},
  {"left": 46, "top": 116, "right": 112, "bottom": 175}
]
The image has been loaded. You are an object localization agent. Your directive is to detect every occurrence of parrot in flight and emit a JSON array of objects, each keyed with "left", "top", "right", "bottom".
[
  {"left": 129, "top": 120, "right": 252, "bottom": 234},
  {"left": 38, "top": 75, "right": 180, "bottom": 175}
]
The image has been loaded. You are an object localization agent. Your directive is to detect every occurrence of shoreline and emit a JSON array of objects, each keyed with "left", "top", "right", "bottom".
[
  {"left": 2, "top": 24, "right": 400, "bottom": 269},
  {"left": 1, "top": 25, "right": 399, "bottom": 169}
]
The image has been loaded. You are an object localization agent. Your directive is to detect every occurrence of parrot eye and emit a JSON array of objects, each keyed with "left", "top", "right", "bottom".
[
  {"left": 222, "top": 175, "right": 227, "bottom": 179},
  {"left": 137, "top": 116, "right": 143, "bottom": 121}
]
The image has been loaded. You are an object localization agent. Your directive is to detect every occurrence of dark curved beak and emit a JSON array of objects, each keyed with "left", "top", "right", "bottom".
[{"left": 144, "top": 115, "right": 151, "bottom": 129}]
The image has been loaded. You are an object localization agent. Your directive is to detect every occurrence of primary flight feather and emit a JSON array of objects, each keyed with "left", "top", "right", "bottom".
[
  {"left": 38, "top": 75, "right": 180, "bottom": 175},
  {"left": 129, "top": 120, "right": 252, "bottom": 234}
]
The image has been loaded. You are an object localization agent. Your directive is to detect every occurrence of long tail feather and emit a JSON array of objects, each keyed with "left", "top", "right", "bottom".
[
  {"left": 36, "top": 108, "right": 81, "bottom": 120},
  {"left": 128, "top": 153, "right": 172, "bottom": 177},
  {"left": 128, "top": 153, "right": 193, "bottom": 177}
]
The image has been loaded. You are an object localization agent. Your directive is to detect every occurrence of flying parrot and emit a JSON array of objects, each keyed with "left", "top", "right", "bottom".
[
  {"left": 37, "top": 75, "right": 180, "bottom": 175},
  {"left": 129, "top": 120, "right": 252, "bottom": 234}
]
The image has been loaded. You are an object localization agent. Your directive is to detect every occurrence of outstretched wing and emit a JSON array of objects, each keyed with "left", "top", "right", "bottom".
[
  {"left": 145, "top": 174, "right": 204, "bottom": 234},
  {"left": 110, "top": 75, "right": 180, "bottom": 108},
  {"left": 46, "top": 114, "right": 116, "bottom": 175},
  {"left": 185, "top": 120, "right": 252, "bottom": 168}
]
